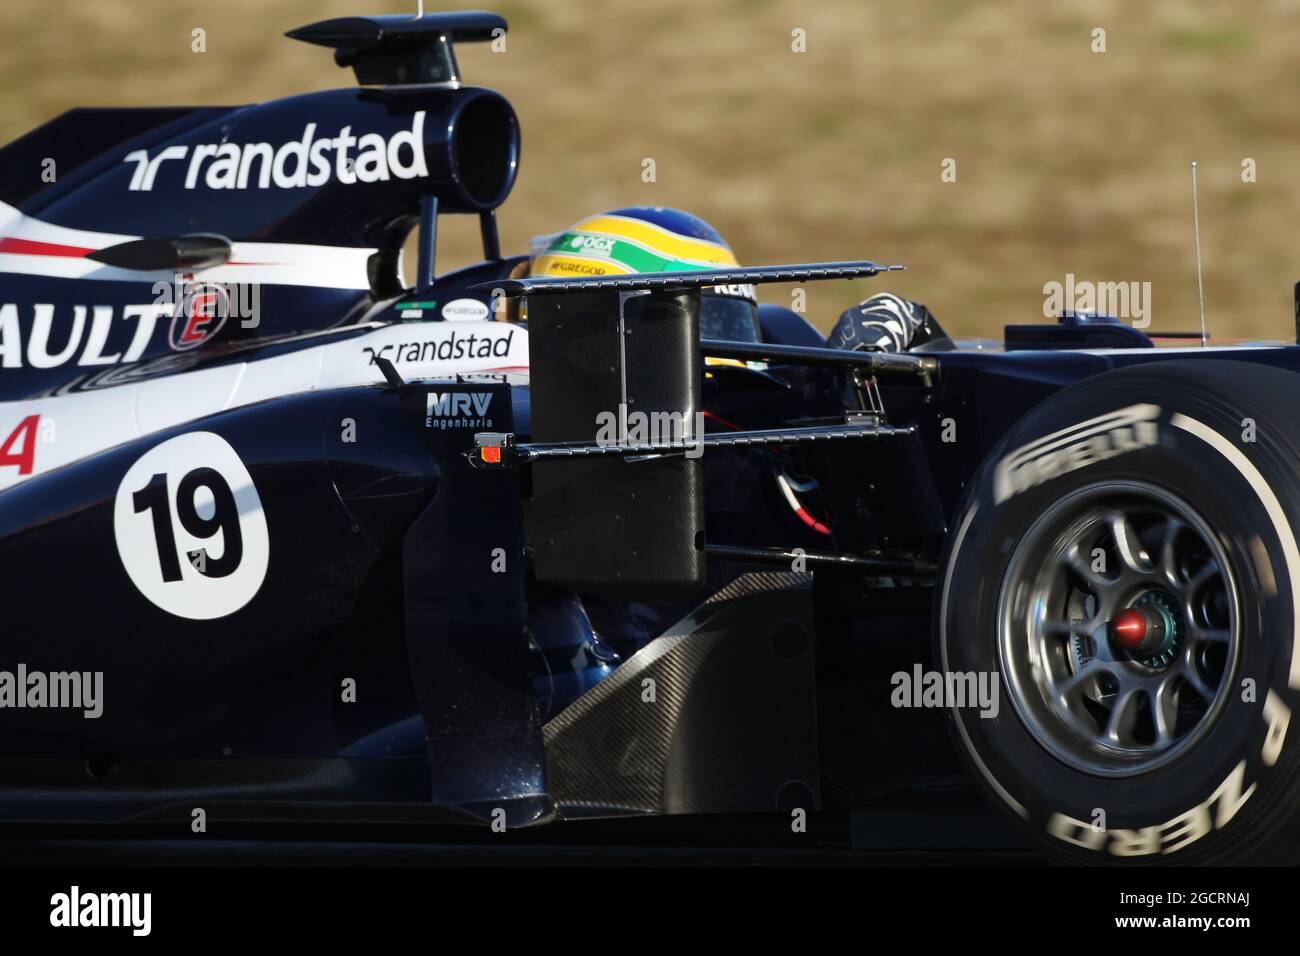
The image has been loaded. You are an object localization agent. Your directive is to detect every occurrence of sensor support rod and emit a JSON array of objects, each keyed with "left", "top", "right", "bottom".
[
  {"left": 469, "top": 260, "right": 904, "bottom": 298},
  {"left": 702, "top": 339, "right": 938, "bottom": 379},
  {"left": 468, "top": 420, "right": 913, "bottom": 468}
]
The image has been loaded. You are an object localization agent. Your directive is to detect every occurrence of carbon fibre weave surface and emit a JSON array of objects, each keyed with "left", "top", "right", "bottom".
[{"left": 543, "top": 572, "right": 815, "bottom": 815}]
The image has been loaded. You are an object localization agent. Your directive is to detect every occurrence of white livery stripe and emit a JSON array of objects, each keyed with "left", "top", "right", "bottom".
[
  {"left": 0, "top": 199, "right": 374, "bottom": 290},
  {"left": 0, "top": 320, "right": 530, "bottom": 492},
  {"left": 0, "top": 198, "right": 127, "bottom": 250}
]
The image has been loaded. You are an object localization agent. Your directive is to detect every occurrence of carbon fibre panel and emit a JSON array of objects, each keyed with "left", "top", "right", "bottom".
[{"left": 543, "top": 573, "right": 818, "bottom": 816}]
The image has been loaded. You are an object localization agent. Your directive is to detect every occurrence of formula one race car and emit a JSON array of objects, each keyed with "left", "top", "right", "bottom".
[{"left": 3, "top": 10, "right": 1300, "bottom": 866}]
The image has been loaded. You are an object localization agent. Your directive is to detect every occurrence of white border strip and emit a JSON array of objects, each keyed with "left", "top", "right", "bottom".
[
  {"left": 1172, "top": 413, "right": 1300, "bottom": 689},
  {"left": 939, "top": 503, "right": 1029, "bottom": 819}
]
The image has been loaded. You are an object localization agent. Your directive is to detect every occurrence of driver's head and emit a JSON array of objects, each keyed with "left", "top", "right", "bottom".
[{"left": 519, "top": 206, "right": 760, "bottom": 342}]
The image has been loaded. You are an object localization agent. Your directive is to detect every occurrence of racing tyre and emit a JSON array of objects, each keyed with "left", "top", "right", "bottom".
[{"left": 938, "top": 360, "right": 1300, "bottom": 864}]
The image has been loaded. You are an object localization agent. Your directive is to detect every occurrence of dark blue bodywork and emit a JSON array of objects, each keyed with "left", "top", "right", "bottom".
[{"left": 4, "top": 9, "right": 1300, "bottom": 826}]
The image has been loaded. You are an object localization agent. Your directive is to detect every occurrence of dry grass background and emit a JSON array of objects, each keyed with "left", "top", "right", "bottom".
[{"left": 2, "top": 0, "right": 1299, "bottom": 339}]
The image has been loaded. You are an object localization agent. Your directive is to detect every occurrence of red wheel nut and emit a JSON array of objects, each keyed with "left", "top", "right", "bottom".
[{"left": 1111, "top": 608, "right": 1150, "bottom": 650}]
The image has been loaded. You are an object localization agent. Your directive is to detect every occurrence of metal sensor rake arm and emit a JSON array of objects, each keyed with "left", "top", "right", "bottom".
[
  {"left": 467, "top": 258, "right": 935, "bottom": 381},
  {"left": 699, "top": 338, "right": 938, "bottom": 381},
  {"left": 467, "top": 260, "right": 905, "bottom": 297}
]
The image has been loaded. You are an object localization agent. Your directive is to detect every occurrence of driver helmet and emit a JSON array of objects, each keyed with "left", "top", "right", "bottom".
[{"left": 524, "top": 206, "right": 760, "bottom": 342}]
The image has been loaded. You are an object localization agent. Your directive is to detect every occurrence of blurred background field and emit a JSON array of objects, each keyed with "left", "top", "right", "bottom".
[{"left": 2, "top": 0, "right": 1298, "bottom": 340}]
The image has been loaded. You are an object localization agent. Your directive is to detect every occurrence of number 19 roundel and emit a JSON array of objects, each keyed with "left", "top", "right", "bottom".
[{"left": 113, "top": 432, "right": 270, "bottom": 620}]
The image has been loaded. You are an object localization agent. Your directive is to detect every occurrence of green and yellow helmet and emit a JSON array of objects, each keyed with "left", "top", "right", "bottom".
[{"left": 529, "top": 206, "right": 760, "bottom": 342}]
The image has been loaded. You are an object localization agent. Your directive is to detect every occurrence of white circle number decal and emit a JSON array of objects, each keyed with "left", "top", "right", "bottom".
[{"left": 114, "top": 432, "right": 269, "bottom": 620}]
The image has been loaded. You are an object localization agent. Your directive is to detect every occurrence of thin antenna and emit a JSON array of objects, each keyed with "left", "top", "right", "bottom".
[{"left": 1191, "top": 161, "right": 1208, "bottom": 346}]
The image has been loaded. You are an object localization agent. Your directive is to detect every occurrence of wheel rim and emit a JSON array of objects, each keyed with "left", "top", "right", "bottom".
[{"left": 997, "top": 480, "right": 1240, "bottom": 777}]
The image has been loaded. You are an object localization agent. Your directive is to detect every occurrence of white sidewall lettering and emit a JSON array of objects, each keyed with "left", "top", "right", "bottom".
[{"left": 993, "top": 403, "right": 1160, "bottom": 504}]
